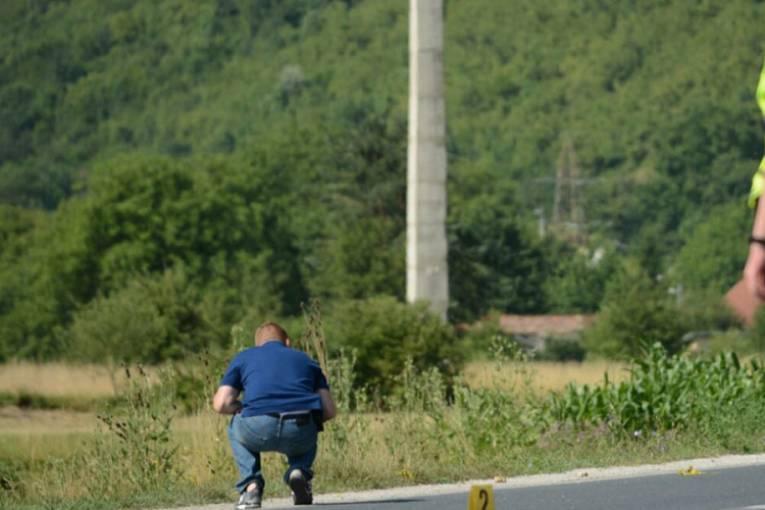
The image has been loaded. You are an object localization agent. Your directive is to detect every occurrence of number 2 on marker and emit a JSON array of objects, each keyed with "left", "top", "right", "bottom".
[{"left": 468, "top": 484, "right": 495, "bottom": 510}]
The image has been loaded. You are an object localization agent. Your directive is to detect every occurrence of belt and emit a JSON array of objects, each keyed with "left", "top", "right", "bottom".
[{"left": 263, "top": 411, "right": 323, "bottom": 432}]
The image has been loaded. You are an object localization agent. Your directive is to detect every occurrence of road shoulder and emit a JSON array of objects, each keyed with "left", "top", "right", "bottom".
[{"left": 158, "top": 453, "right": 765, "bottom": 510}]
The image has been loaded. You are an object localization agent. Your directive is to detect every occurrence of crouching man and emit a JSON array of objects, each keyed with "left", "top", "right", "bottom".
[{"left": 212, "top": 322, "right": 337, "bottom": 509}]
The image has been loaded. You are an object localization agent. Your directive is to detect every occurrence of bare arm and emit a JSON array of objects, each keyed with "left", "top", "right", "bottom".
[
  {"left": 212, "top": 385, "right": 242, "bottom": 415},
  {"left": 745, "top": 198, "right": 765, "bottom": 299},
  {"left": 318, "top": 388, "right": 337, "bottom": 422}
]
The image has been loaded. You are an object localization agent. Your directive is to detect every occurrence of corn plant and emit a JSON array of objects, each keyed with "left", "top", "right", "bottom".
[{"left": 550, "top": 343, "right": 765, "bottom": 435}]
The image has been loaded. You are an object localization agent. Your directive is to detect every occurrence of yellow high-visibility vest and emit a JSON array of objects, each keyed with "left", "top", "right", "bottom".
[{"left": 748, "top": 57, "right": 765, "bottom": 207}]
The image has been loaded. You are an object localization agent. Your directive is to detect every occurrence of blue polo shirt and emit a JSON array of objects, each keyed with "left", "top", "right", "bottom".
[{"left": 220, "top": 341, "right": 329, "bottom": 418}]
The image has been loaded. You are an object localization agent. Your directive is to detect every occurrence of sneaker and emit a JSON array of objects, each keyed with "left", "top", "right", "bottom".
[
  {"left": 288, "top": 469, "right": 313, "bottom": 505},
  {"left": 235, "top": 485, "right": 262, "bottom": 510}
]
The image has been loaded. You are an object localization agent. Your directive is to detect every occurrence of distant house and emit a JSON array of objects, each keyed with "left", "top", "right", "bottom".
[{"left": 498, "top": 314, "right": 595, "bottom": 351}]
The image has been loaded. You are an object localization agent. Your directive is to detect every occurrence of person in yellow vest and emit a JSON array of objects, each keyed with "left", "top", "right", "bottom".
[{"left": 743, "top": 57, "right": 765, "bottom": 298}]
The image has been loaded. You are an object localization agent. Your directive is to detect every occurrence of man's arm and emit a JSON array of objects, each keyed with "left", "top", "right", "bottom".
[
  {"left": 745, "top": 197, "right": 765, "bottom": 299},
  {"left": 318, "top": 388, "right": 337, "bottom": 422},
  {"left": 212, "top": 385, "right": 242, "bottom": 415}
]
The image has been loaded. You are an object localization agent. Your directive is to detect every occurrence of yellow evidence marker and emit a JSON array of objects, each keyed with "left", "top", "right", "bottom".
[
  {"left": 678, "top": 466, "right": 702, "bottom": 477},
  {"left": 468, "top": 484, "right": 495, "bottom": 510}
]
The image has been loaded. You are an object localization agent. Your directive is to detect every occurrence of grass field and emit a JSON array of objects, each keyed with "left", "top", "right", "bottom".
[
  {"left": 0, "top": 361, "right": 120, "bottom": 398},
  {"left": 0, "top": 359, "right": 624, "bottom": 402},
  {"left": 0, "top": 358, "right": 627, "bottom": 485},
  {"left": 462, "top": 359, "right": 628, "bottom": 394},
  {"left": 2, "top": 356, "right": 764, "bottom": 510},
  {"left": 0, "top": 405, "right": 749, "bottom": 510}
]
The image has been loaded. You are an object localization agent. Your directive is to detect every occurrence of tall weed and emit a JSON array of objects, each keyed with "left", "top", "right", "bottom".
[{"left": 87, "top": 365, "right": 178, "bottom": 495}]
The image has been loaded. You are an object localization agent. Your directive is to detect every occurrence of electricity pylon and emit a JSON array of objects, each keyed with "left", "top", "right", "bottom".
[{"left": 552, "top": 136, "right": 587, "bottom": 245}]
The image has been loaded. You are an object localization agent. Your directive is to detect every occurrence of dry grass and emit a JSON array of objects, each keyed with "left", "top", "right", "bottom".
[
  {"left": 0, "top": 361, "right": 119, "bottom": 398},
  {"left": 0, "top": 360, "right": 629, "bottom": 401},
  {"left": 0, "top": 408, "right": 403, "bottom": 499},
  {"left": 0, "top": 407, "right": 97, "bottom": 435},
  {"left": 463, "top": 360, "right": 629, "bottom": 395},
  {"left": 0, "top": 361, "right": 159, "bottom": 398}
]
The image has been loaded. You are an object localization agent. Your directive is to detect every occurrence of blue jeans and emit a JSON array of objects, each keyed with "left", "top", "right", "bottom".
[{"left": 227, "top": 413, "right": 318, "bottom": 493}]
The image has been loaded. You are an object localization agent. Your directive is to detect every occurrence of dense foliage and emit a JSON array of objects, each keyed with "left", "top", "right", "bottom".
[{"left": 1, "top": 0, "right": 763, "bottom": 360}]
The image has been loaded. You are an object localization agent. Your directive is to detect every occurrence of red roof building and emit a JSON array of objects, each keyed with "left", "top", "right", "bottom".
[{"left": 498, "top": 314, "right": 595, "bottom": 337}]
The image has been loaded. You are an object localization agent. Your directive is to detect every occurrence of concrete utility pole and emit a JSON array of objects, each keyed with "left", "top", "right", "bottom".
[{"left": 407, "top": 0, "right": 448, "bottom": 320}]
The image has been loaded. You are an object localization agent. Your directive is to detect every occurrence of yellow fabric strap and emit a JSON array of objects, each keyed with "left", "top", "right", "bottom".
[
  {"left": 749, "top": 164, "right": 765, "bottom": 208},
  {"left": 748, "top": 58, "right": 765, "bottom": 207}
]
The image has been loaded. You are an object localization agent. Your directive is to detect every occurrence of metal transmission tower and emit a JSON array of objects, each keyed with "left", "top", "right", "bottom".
[
  {"left": 407, "top": 0, "right": 448, "bottom": 320},
  {"left": 552, "top": 136, "right": 587, "bottom": 245}
]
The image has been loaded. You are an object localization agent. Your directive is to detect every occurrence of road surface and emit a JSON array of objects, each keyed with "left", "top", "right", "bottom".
[{"left": 162, "top": 454, "right": 765, "bottom": 510}]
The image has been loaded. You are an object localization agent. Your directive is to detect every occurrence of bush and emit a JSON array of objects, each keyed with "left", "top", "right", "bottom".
[
  {"left": 324, "top": 296, "right": 463, "bottom": 394},
  {"left": 583, "top": 262, "right": 687, "bottom": 359},
  {"left": 456, "top": 311, "right": 513, "bottom": 359},
  {"left": 67, "top": 270, "right": 226, "bottom": 363},
  {"left": 536, "top": 337, "right": 586, "bottom": 362}
]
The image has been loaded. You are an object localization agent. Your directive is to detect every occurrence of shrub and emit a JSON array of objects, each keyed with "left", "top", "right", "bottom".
[
  {"left": 583, "top": 262, "right": 687, "bottom": 359},
  {"left": 536, "top": 337, "right": 586, "bottom": 362},
  {"left": 67, "top": 270, "right": 226, "bottom": 363},
  {"left": 324, "top": 296, "right": 462, "bottom": 394},
  {"left": 456, "top": 311, "right": 514, "bottom": 359}
]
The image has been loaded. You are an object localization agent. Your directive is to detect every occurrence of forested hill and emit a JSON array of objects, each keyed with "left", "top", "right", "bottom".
[{"left": 1, "top": 0, "right": 764, "bottom": 360}]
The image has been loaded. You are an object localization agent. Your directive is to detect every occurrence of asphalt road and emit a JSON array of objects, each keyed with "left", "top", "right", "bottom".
[{"left": 274, "top": 464, "right": 765, "bottom": 510}]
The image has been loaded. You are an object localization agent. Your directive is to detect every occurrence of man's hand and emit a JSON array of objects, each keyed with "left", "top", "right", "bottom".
[
  {"left": 744, "top": 242, "right": 765, "bottom": 300},
  {"left": 212, "top": 385, "right": 242, "bottom": 415}
]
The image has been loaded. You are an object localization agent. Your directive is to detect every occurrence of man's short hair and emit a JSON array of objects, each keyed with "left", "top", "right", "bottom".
[{"left": 254, "top": 321, "right": 289, "bottom": 346}]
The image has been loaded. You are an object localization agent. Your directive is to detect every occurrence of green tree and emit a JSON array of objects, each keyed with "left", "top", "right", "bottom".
[
  {"left": 448, "top": 188, "right": 549, "bottom": 322},
  {"left": 0, "top": 155, "right": 306, "bottom": 359},
  {"left": 673, "top": 201, "right": 750, "bottom": 296},
  {"left": 544, "top": 244, "right": 618, "bottom": 313}
]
